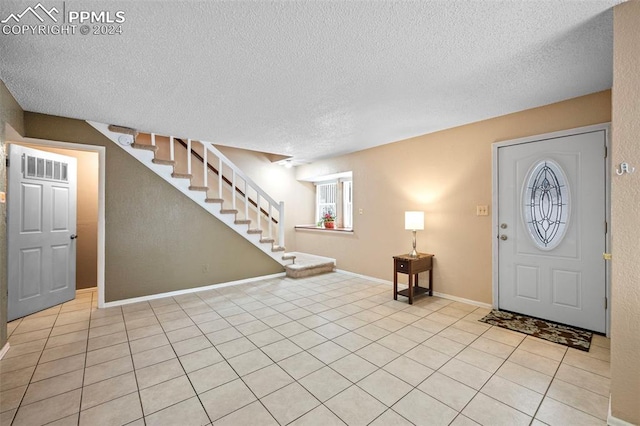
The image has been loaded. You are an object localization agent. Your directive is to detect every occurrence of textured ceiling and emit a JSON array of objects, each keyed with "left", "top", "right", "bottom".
[{"left": 0, "top": 1, "right": 623, "bottom": 162}]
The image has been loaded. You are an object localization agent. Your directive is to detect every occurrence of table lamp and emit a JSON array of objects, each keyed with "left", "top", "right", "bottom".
[{"left": 405, "top": 211, "right": 424, "bottom": 258}]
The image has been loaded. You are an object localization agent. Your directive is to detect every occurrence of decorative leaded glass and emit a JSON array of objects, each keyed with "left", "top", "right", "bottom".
[{"left": 522, "top": 159, "right": 570, "bottom": 250}]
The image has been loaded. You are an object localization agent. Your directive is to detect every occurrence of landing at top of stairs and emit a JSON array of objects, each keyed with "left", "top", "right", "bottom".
[{"left": 285, "top": 252, "right": 336, "bottom": 278}]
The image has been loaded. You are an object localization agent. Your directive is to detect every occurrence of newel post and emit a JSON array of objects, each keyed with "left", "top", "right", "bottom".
[{"left": 278, "top": 201, "right": 285, "bottom": 248}]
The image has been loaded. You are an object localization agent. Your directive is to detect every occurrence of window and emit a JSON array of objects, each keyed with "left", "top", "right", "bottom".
[
  {"left": 316, "top": 182, "right": 337, "bottom": 222},
  {"left": 314, "top": 173, "right": 353, "bottom": 229}
]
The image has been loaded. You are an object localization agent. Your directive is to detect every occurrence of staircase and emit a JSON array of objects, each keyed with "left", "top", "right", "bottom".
[{"left": 89, "top": 121, "right": 296, "bottom": 266}]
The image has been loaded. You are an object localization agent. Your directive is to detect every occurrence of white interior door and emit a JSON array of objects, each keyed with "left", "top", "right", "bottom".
[
  {"left": 497, "top": 129, "right": 607, "bottom": 333},
  {"left": 8, "top": 145, "right": 77, "bottom": 321}
]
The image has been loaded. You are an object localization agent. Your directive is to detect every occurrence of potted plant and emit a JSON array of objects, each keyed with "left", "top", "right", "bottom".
[{"left": 318, "top": 210, "right": 336, "bottom": 229}]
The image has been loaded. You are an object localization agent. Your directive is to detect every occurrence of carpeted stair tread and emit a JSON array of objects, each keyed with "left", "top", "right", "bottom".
[
  {"left": 260, "top": 238, "right": 275, "bottom": 244},
  {"left": 235, "top": 219, "right": 251, "bottom": 225},
  {"left": 205, "top": 198, "right": 224, "bottom": 204},
  {"left": 189, "top": 186, "right": 209, "bottom": 191},
  {"left": 247, "top": 229, "right": 262, "bottom": 234},
  {"left": 285, "top": 252, "right": 336, "bottom": 278},
  {"left": 172, "top": 172, "right": 193, "bottom": 179},
  {"left": 152, "top": 159, "right": 176, "bottom": 166},
  {"left": 131, "top": 143, "right": 158, "bottom": 152},
  {"left": 220, "top": 209, "right": 238, "bottom": 214}
]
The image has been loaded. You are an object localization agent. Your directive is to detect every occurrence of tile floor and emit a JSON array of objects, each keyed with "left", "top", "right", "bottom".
[{"left": 1, "top": 272, "right": 611, "bottom": 425}]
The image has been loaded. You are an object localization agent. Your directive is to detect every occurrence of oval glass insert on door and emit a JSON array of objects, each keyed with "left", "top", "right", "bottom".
[{"left": 522, "top": 159, "right": 571, "bottom": 250}]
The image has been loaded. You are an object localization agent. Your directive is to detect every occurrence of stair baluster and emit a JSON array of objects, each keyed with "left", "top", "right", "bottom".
[{"left": 91, "top": 121, "right": 291, "bottom": 265}]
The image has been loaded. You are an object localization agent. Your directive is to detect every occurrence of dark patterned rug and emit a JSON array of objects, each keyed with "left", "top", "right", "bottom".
[{"left": 479, "top": 310, "right": 592, "bottom": 351}]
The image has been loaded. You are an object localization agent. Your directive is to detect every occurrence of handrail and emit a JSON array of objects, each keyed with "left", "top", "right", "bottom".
[
  {"left": 174, "top": 138, "right": 278, "bottom": 225},
  {"left": 203, "top": 142, "right": 280, "bottom": 208}
]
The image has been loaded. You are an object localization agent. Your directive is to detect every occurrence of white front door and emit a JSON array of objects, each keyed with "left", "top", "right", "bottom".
[
  {"left": 8, "top": 145, "right": 78, "bottom": 321},
  {"left": 496, "top": 127, "right": 608, "bottom": 333}
]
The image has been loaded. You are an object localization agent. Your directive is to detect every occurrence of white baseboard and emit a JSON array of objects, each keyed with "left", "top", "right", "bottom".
[
  {"left": 432, "top": 291, "right": 493, "bottom": 309},
  {"left": 335, "top": 269, "right": 492, "bottom": 309},
  {"left": 608, "top": 395, "right": 637, "bottom": 426},
  {"left": 0, "top": 342, "right": 10, "bottom": 360},
  {"left": 103, "top": 272, "right": 286, "bottom": 308},
  {"left": 335, "top": 269, "right": 393, "bottom": 285}
]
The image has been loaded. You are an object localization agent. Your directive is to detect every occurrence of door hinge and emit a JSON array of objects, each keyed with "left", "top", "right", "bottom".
[
  {"left": 5, "top": 157, "right": 9, "bottom": 168},
  {"left": 604, "top": 146, "right": 608, "bottom": 158},
  {"left": 605, "top": 221, "right": 608, "bottom": 234},
  {"left": 603, "top": 252, "right": 612, "bottom": 260},
  {"left": 604, "top": 297, "right": 608, "bottom": 310}
]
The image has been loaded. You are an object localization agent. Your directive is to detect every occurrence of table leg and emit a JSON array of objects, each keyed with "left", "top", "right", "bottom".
[
  {"left": 408, "top": 273, "right": 414, "bottom": 305},
  {"left": 428, "top": 268, "right": 433, "bottom": 296},
  {"left": 393, "top": 270, "right": 398, "bottom": 301}
]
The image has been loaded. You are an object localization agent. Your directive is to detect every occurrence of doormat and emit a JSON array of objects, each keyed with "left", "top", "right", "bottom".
[{"left": 479, "top": 310, "right": 592, "bottom": 351}]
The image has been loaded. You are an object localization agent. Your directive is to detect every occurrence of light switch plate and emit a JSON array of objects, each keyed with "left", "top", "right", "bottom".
[{"left": 476, "top": 205, "right": 489, "bottom": 216}]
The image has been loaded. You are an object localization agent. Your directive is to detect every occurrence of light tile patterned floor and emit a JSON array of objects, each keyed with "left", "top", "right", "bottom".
[{"left": 1, "top": 272, "right": 611, "bottom": 425}]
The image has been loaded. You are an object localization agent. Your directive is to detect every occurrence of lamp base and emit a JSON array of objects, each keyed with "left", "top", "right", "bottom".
[{"left": 408, "top": 230, "right": 418, "bottom": 258}]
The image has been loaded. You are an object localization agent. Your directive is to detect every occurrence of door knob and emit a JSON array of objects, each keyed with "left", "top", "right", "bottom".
[
  {"left": 70, "top": 234, "right": 78, "bottom": 240},
  {"left": 500, "top": 235, "right": 508, "bottom": 241}
]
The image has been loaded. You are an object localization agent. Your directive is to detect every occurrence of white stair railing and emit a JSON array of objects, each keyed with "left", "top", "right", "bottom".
[
  {"left": 91, "top": 122, "right": 287, "bottom": 257},
  {"left": 177, "top": 137, "right": 284, "bottom": 248}
]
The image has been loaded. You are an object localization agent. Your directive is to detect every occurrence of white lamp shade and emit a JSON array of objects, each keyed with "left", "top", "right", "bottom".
[{"left": 405, "top": 211, "right": 424, "bottom": 230}]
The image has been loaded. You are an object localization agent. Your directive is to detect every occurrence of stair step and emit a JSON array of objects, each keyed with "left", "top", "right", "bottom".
[
  {"left": 94, "top": 123, "right": 293, "bottom": 268},
  {"left": 286, "top": 262, "right": 335, "bottom": 278},
  {"left": 152, "top": 159, "right": 176, "bottom": 166},
  {"left": 282, "top": 254, "right": 296, "bottom": 261},
  {"left": 189, "top": 186, "right": 209, "bottom": 192},
  {"left": 131, "top": 143, "right": 158, "bottom": 152},
  {"left": 284, "top": 252, "right": 336, "bottom": 278},
  {"left": 172, "top": 172, "right": 193, "bottom": 179}
]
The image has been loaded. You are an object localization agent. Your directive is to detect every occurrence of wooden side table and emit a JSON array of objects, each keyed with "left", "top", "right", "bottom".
[{"left": 393, "top": 253, "right": 434, "bottom": 304}]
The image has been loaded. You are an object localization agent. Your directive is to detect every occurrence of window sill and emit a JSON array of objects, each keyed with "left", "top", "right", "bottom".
[{"left": 295, "top": 225, "right": 354, "bottom": 233}]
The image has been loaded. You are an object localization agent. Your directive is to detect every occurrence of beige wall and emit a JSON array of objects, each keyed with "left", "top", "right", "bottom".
[
  {"left": 0, "top": 81, "right": 25, "bottom": 351},
  {"left": 611, "top": 1, "right": 640, "bottom": 424},
  {"left": 296, "top": 90, "right": 611, "bottom": 304},
  {"left": 23, "top": 113, "right": 283, "bottom": 302},
  {"left": 215, "top": 145, "right": 316, "bottom": 251},
  {"left": 10, "top": 144, "right": 99, "bottom": 289}
]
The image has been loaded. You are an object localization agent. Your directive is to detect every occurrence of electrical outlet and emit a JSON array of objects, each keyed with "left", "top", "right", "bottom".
[
  {"left": 359, "top": 208, "right": 363, "bottom": 215},
  {"left": 476, "top": 205, "right": 489, "bottom": 216}
]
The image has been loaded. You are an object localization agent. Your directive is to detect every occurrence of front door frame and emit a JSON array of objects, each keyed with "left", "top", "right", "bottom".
[
  {"left": 491, "top": 123, "right": 611, "bottom": 336},
  {"left": 7, "top": 128, "right": 107, "bottom": 309}
]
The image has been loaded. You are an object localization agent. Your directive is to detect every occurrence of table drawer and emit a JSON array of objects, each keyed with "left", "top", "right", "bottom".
[{"left": 396, "top": 260, "right": 410, "bottom": 272}]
